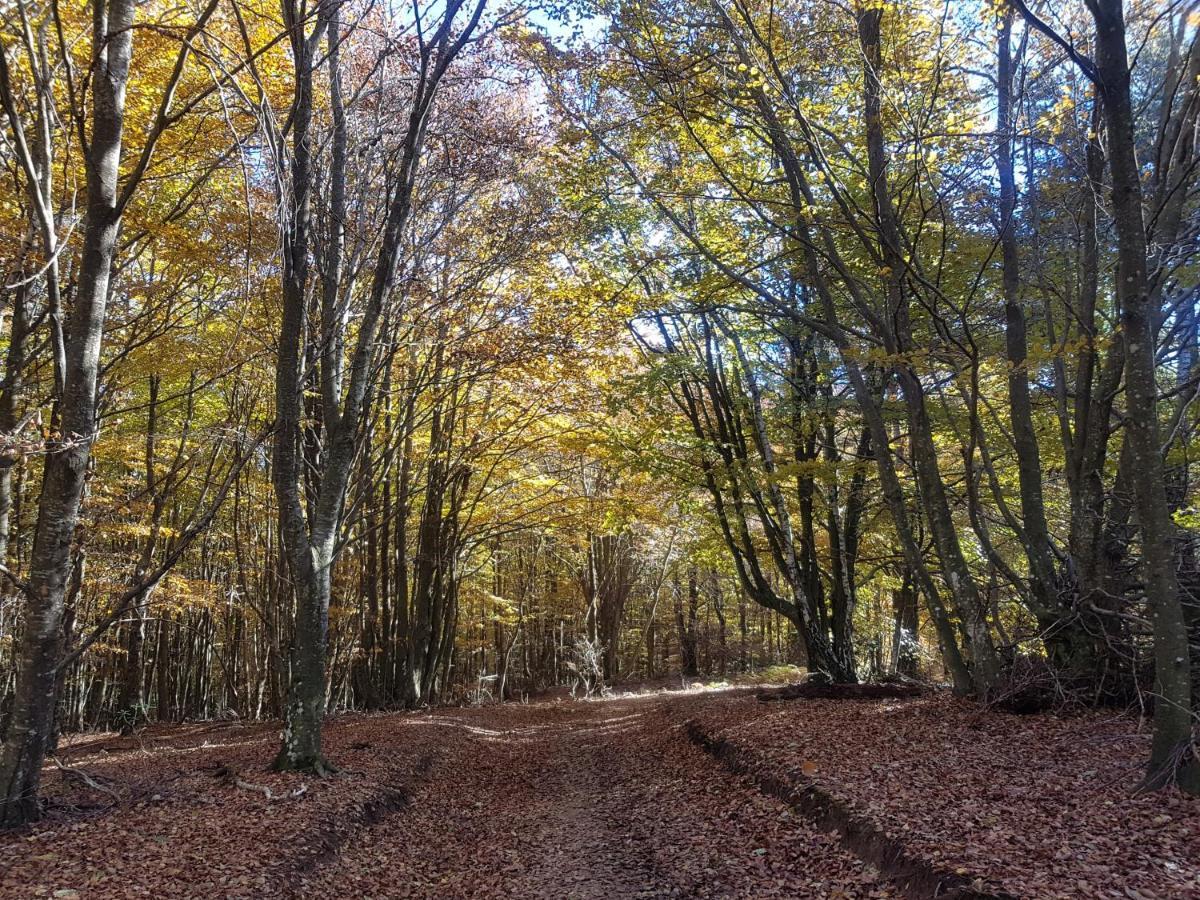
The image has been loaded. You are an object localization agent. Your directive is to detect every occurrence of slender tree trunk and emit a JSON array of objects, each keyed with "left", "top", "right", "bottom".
[
  {"left": 891, "top": 572, "right": 919, "bottom": 677},
  {"left": 675, "top": 573, "right": 699, "bottom": 678},
  {"left": 0, "top": 229, "right": 33, "bottom": 565},
  {"left": 1086, "top": 0, "right": 1198, "bottom": 792},
  {"left": 0, "top": 0, "right": 135, "bottom": 825},
  {"left": 858, "top": 6, "right": 998, "bottom": 695},
  {"left": 996, "top": 12, "right": 1071, "bottom": 649},
  {"left": 117, "top": 376, "right": 167, "bottom": 729}
]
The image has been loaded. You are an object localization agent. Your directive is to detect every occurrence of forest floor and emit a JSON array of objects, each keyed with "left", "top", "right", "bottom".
[{"left": 0, "top": 686, "right": 1197, "bottom": 899}]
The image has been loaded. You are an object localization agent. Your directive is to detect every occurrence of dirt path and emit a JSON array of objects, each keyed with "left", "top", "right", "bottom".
[
  {"left": 0, "top": 691, "right": 893, "bottom": 898},
  {"left": 6, "top": 688, "right": 1196, "bottom": 898},
  {"left": 298, "top": 693, "right": 892, "bottom": 898}
]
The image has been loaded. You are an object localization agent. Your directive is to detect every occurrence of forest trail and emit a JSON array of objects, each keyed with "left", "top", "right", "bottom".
[
  {"left": 299, "top": 692, "right": 892, "bottom": 898},
  {"left": 4, "top": 689, "right": 1198, "bottom": 898}
]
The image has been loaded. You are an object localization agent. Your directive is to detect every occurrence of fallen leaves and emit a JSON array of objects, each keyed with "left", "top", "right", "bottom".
[
  {"left": 0, "top": 690, "right": 1195, "bottom": 899},
  {"left": 676, "top": 690, "right": 1200, "bottom": 900},
  {"left": 298, "top": 696, "right": 891, "bottom": 898},
  {"left": 0, "top": 716, "right": 437, "bottom": 898}
]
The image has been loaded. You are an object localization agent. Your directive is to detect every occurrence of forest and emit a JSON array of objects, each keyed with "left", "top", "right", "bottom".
[{"left": 0, "top": 0, "right": 1199, "bottom": 896}]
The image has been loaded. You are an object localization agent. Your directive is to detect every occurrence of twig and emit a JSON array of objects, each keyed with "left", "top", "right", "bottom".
[
  {"left": 213, "top": 763, "right": 307, "bottom": 801},
  {"left": 50, "top": 756, "right": 120, "bottom": 805},
  {"left": 234, "top": 777, "right": 280, "bottom": 801}
]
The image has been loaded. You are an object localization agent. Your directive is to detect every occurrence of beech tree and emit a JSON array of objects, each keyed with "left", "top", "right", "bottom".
[
  {"left": 536, "top": 0, "right": 1200, "bottom": 789},
  {"left": 0, "top": 0, "right": 238, "bottom": 824},
  {"left": 1012, "top": 0, "right": 1199, "bottom": 792},
  {"left": 255, "top": 0, "right": 488, "bottom": 771}
]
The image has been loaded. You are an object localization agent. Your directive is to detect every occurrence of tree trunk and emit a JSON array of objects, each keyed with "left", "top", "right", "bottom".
[
  {"left": 996, "top": 11, "right": 1078, "bottom": 657},
  {"left": 0, "top": 0, "right": 135, "bottom": 826},
  {"left": 891, "top": 573, "right": 919, "bottom": 678},
  {"left": 1086, "top": 0, "right": 1198, "bottom": 793},
  {"left": 276, "top": 549, "right": 333, "bottom": 772},
  {"left": 858, "top": 6, "right": 998, "bottom": 696},
  {"left": 675, "top": 573, "right": 699, "bottom": 678},
  {"left": 0, "top": 229, "right": 33, "bottom": 565}
]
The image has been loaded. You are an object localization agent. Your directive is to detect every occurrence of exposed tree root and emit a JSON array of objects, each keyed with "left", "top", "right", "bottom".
[
  {"left": 212, "top": 764, "right": 308, "bottom": 801},
  {"left": 1137, "top": 737, "right": 1200, "bottom": 797},
  {"left": 272, "top": 751, "right": 340, "bottom": 777}
]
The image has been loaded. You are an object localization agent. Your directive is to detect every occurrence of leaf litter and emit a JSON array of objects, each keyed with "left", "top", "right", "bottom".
[{"left": 0, "top": 688, "right": 1194, "bottom": 898}]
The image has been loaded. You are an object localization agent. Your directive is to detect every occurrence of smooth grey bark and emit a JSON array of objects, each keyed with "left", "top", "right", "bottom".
[
  {"left": 997, "top": 12, "right": 1057, "bottom": 616},
  {"left": 1065, "top": 97, "right": 1128, "bottom": 614},
  {"left": 0, "top": 228, "right": 34, "bottom": 565},
  {"left": 0, "top": 0, "right": 226, "bottom": 824},
  {"left": 271, "top": 0, "right": 486, "bottom": 770},
  {"left": 995, "top": 11, "right": 1099, "bottom": 673},
  {"left": 0, "top": 0, "right": 135, "bottom": 825},
  {"left": 1017, "top": 0, "right": 1200, "bottom": 790},
  {"left": 270, "top": 0, "right": 325, "bottom": 772}
]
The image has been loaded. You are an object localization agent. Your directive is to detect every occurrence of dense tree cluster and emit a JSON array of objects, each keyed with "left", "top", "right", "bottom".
[
  {"left": 0, "top": 0, "right": 1198, "bottom": 824},
  {"left": 542, "top": 0, "right": 1200, "bottom": 790}
]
